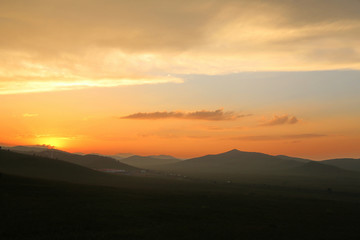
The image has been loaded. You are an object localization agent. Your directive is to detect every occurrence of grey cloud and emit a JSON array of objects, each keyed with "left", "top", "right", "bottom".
[
  {"left": 0, "top": 0, "right": 221, "bottom": 55},
  {"left": 1, "top": 0, "right": 360, "bottom": 55},
  {"left": 0, "top": 0, "right": 360, "bottom": 81},
  {"left": 260, "top": 115, "right": 299, "bottom": 126},
  {"left": 120, "top": 109, "right": 248, "bottom": 121}
]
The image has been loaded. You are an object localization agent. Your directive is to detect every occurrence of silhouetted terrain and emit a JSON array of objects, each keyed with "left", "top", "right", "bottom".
[
  {"left": 276, "top": 155, "right": 311, "bottom": 163},
  {"left": 6, "top": 145, "right": 50, "bottom": 153},
  {"left": 157, "top": 149, "right": 304, "bottom": 174},
  {"left": 2, "top": 148, "right": 360, "bottom": 239},
  {"left": 7, "top": 146, "right": 137, "bottom": 171},
  {"left": 288, "top": 161, "right": 354, "bottom": 176},
  {"left": 0, "top": 149, "right": 122, "bottom": 185},
  {"left": 151, "top": 149, "right": 360, "bottom": 189},
  {"left": 0, "top": 149, "right": 210, "bottom": 190},
  {"left": 2, "top": 172, "right": 360, "bottom": 240},
  {"left": 119, "top": 155, "right": 181, "bottom": 169},
  {"left": 147, "top": 154, "right": 179, "bottom": 160},
  {"left": 322, "top": 158, "right": 360, "bottom": 172}
]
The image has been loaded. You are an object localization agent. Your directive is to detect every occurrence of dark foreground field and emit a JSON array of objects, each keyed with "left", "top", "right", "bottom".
[{"left": 1, "top": 174, "right": 360, "bottom": 240}]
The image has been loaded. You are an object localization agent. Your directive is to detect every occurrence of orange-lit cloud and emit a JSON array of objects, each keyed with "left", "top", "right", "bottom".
[
  {"left": 260, "top": 115, "right": 299, "bottom": 126},
  {"left": 1, "top": 0, "right": 360, "bottom": 96},
  {"left": 120, "top": 109, "right": 249, "bottom": 121},
  {"left": 0, "top": 76, "right": 183, "bottom": 95}
]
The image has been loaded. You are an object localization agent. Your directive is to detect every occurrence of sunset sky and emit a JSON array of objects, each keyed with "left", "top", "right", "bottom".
[{"left": 1, "top": 0, "right": 359, "bottom": 159}]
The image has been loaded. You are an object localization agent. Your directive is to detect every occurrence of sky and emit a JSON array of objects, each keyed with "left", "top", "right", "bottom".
[{"left": 0, "top": 0, "right": 359, "bottom": 159}]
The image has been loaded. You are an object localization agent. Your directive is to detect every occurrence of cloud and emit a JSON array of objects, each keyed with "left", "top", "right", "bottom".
[
  {"left": 260, "top": 114, "right": 299, "bottom": 126},
  {"left": 1, "top": 0, "right": 360, "bottom": 94},
  {"left": 120, "top": 109, "right": 248, "bottom": 121},
  {"left": 231, "top": 134, "right": 327, "bottom": 141},
  {"left": 0, "top": 76, "right": 183, "bottom": 95}
]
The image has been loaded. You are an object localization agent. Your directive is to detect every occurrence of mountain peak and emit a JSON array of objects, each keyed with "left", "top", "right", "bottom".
[{"left": 226, "top": 149, "right": 241, "bottom": 153}]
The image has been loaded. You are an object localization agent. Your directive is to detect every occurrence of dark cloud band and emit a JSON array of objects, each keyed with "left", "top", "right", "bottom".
[{"left": 120, "top": 109, "right": 249, "bottom": 121}]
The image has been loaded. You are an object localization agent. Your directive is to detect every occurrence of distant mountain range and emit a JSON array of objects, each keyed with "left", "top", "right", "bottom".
[
  {"left": 322, "top": 158, "right": 360, "bottom": 172},
  {"left": 0, "top": 149, "right": 114, "bottom": 184},
  {"left": 156, "top": 149, "right": 303, "bottom": 174},
  {"left": 4, "top": 146, "right": 182, "bottom": 170},
  {"left": 4, "top": 146, "right": 138, "bottom": 171},
  {"left": 152, "top": 149, "right": 360, "bottom": 179},
  {"left": 118, "top": 155, "right": 181, "bottom": 169},
  {"left": 3, "top": 146, "right": 360, "bottom": 182}
]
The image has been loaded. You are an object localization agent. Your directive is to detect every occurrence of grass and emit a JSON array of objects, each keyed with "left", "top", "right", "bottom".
[{"left": 2, "top": 174, "right": 360, "bottom": 240}]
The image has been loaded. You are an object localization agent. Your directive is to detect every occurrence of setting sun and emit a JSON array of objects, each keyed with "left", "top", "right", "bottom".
[{"left": 36, "top": 138, "right": 66, "bottom": 149}]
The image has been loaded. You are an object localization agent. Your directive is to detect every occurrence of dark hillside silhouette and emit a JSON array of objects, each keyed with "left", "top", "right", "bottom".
[
  {"left": 276, "top": 155, "right": 311, "bottom": 163},
  {"left": 119, "top": 155, "right": 181, "bottom": 169},
  {"left": 156, "top": 149, "right": 305, "bottom": 174},
  {"left": 322, "top": 158, "right": 360, "bottom": 172},
  {"left": 8, "top": 146, "right": 138, "bottom": 171},
  {"left": 0, "top": 149, "right": 113, "bottom": 184}
]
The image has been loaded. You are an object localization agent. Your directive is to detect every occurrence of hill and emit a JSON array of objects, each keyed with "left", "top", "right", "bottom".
[
  {"left": 276, "top": 155, "right": 311, "bottom": 163},
  {"left": 119, "top": 155, "right": 181, "bottom": 169},
  {"left": 147, "top": 155, "right": 179, "bottom": 160},
  {"left": 0, "top": 149, "right": 116, "bottom": 184},
  {"left": 8, "top": 146, "right": 138, "bottom": 171},
  {"left": 5, "top": 145, "right": 50, "bottom": 153},
  {"left": 286, "top": 161, "right": 354, "bottom": 177},
  {"left": 110, "top": 153, "right": 135, "bottom": 160},
  {"left": 321, "top": 158, "right": 360, "bottom": 172},
  {"left": 0, "top": 150, "right": 196, "bottom": 189},
  {"left": 157, "top": 149, "right": 304, "bottom": 175}
]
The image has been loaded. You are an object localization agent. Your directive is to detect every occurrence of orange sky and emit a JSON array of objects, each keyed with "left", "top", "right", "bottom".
[{"left": 1, "top": 0, "right": 360, "bottom": 159}]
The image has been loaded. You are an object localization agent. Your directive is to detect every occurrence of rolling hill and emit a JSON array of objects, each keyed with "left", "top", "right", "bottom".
[
  {"left": 119, "top": 155, "right": 181, "bottom": 169},
  {"left": 286, "top": 161, "right": 354, "bottom": 177},
  {"left": 276, "top": 155, "right": 311, "bottom": 163},
  {"left": 157, "top": 149, "right": 305, "bottom": 174},
  {"left": 152, "top": 149, "right": 360, "bottom": 183},
  {"left": 321, "top": 158, "right": 360, "bottom": 172},
  {"left": 7, "top": 146, "right": 138, "bottom": 171},
  {"left": 0, "top": 149, "right": 115, "bottom": 184}
]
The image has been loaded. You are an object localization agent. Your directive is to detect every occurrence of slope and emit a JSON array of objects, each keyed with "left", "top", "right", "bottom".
[
  {"left": 11, "top": 147, "right": 138, "bottom": 171},
  {"left": 119, "top": 155, "right": 181, "bottom": 169},
  {"left": 157, "top": 149, "right": 304, "bottom": 175},
  {"left": 0, "top": 149, "right": 116, "bottom": 184},
  {"left": 321, "top": 158, "right": 360, "bottom": 172}
]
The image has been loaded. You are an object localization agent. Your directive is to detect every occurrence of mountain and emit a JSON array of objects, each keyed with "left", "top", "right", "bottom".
[
  {"left": 110, "top": 153, "right": 135, "bottom": 160},
  {"left": 147, "top": 155, "right": 179, "bottom": 160},
  {"left": 286, "top": 161, "right": 353, "bottom": 177},
  {"left": 321, "top": 158, "right": 360, "bottom": 172},
  {"left": 119, "top": 155, "right": 181, "bottom": 169},
  {"left": 6, "top": 145, "right": 51, "bottom": 153},
  {"left": 157, "top": 149, "right": 305, "bottom": 175},
  {"left": 38, "top": 150, "right": 138, "bottom": 171},
  {"left": 276, "top": 155, "right": 311, "bottom": 163},
  {"left": 8, "top": 146, "right": 138, "bottom": 171},
  {"left": 0, "top": 149, "right": 115, "bottom": 184}
]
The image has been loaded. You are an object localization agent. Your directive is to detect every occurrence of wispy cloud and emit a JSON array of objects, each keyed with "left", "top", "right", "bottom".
[
  {"left": 231, "top": 134, "right": 326, "bottom": 141},
  {"left": 260, "top": 114, "right": 299, "bottom": 126},
  {"left": 0, "top": 76, "right": 183, "bottom": 95},
  {"left": 120, "top": 109, "right": 249, "bottom": 121}
]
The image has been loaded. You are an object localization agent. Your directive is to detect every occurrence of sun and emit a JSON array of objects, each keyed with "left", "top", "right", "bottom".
[{"left": 37, "top": 137, "right": 66, "bottom": 149}]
